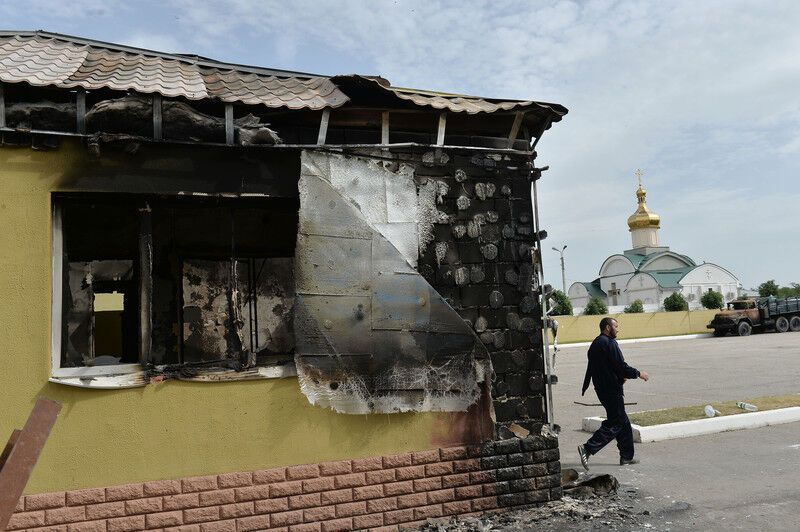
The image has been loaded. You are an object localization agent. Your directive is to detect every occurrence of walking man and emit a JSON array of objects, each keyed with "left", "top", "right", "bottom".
[{"left": 578, "top": 317, "right": 649, "bottom": 469}]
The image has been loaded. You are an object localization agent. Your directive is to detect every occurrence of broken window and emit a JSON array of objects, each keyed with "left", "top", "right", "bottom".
[
  {"left": 52, "top": 194, "right": 298, "bottom": 378},
  {"left": 59, "top": 199, "right": 141, "bottom": 368}
]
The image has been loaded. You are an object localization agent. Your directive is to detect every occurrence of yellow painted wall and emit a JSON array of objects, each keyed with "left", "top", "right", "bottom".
[
  {"left": 0, "top": 142, "right": 463, "bottom": 494},
  {"left": 554, "top": 310, "right": 718, "bottom": 344}
]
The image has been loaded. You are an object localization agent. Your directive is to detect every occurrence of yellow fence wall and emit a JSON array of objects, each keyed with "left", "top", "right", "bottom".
[
  {"left": 555, "top": 310, "right": 717, "bottom": 344},
  {"left": 0, "top": 143, "right": 464, "bottom": 494}
]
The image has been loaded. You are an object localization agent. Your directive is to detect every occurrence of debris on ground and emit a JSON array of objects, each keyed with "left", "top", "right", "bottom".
[
  {"left": 417, "top": 470, "right": 690, "bottom": 531},
  {"left": 561, "top": 468, "right": 619, "bottom": 498}
]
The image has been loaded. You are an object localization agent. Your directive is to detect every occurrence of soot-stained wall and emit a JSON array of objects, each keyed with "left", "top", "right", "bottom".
[
  {"left": 411, "top": 150, "right": 546, "bottom": 437},
  {"left": 293, "top": 149, "right": 545, "bottom": 435}
]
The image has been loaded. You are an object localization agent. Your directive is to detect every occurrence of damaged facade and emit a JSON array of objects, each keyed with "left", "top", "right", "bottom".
[{"left": 0, "top": 30, "right": 567, "bottom": 531}]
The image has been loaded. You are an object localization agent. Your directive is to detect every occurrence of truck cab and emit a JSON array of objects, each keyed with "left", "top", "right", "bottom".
[{"left": 707, "top": 299, "right": 761, "bottom": 336}]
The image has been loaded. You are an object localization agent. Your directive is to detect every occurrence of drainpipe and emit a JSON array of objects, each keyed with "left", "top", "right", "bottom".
[{"left": 528, "top": 117, "right": 556, "bottom": 431}]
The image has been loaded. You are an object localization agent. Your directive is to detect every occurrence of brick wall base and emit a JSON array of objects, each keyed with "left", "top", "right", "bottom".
[{"left": 8, "top": 436, "right": 560, "bottom": 532}]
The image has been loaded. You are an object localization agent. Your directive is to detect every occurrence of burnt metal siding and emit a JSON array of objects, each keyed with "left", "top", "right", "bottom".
[
  {"left": 293, "top": 150, "right": 490, "bottom": 415},
  {"left": 291, "top": 148, "right": 546, "bottom": 429}
]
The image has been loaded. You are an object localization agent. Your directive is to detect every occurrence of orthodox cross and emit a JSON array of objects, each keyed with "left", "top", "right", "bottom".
[{"left": 635, "top": 168, "right": 644, "bottom": 186}]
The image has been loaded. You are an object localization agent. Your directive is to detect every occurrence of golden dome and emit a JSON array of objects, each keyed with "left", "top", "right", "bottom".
[{"left": 627, "top": 182, "right": 660, "bottom": 231}]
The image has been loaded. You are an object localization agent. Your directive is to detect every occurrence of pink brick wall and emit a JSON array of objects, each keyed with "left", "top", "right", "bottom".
[{"left": 8, "top": 437, "right": 560, "bottom": 532}]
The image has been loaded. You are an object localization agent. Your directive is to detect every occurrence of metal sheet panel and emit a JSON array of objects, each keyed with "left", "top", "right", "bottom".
[
  {"left": 294, "top": 234, "right": 372, "bottom": 296},
  {"left": 297, "top": 172, "right": 373, "bottom": 239},
  {"left": 294, "top": 294, "right": 372, "bottom": 355},
  {"left": 294, "top": 150, "right": 490, "bottom": 414},
  {"left": 373, "top": 222, "right": 418, "bottom": 266},
  {"left": 371, "top": 273, "right": 430, "bottom": 332}
]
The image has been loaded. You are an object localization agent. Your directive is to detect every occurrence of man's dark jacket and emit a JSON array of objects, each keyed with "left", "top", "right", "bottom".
[{"left": 581, "top": 334, "right": 640, "bottom": 397}]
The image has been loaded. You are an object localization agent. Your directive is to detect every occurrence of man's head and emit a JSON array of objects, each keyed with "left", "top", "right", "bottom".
[{"left": 599, "top": 317, "right": 619, "bottom": 338}]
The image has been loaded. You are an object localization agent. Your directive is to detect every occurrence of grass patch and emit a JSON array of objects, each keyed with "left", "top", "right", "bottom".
[{"left": 627, "top": 393, "right": 800, "bottom": 426}]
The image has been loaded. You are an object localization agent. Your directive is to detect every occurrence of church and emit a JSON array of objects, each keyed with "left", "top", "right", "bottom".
[{"left": 568, "top": 174, "right": 741, "bottom": 313}]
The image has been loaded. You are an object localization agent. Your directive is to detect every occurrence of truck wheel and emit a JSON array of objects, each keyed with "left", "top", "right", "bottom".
[
  {"left": 713, "top": 329, "right": 726, "bottom": 337},
  {"left": 737, "top": 321, "right": 752, "bottom": 336},
  {"left": 775, "top": 316, "right": 789, "bottom": 333},
  {"left": 790, "top": 316, "right": 800, "bottom": 332}
]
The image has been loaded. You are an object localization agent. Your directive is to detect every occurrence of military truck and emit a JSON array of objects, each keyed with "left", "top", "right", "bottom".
[{"left": 707, "top": 296, "right": 800, "bottom": 336}]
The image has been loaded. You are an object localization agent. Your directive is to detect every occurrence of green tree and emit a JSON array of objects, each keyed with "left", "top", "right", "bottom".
[
  {"left": 776, "top": 283, "right": 800, "bottom": 298},
  {"left": 700, "top": 290, "right": 724, "bottom": 310},
  {"left": 549, "top": 290, "right": 573, "bottom": 316},
  {"left": 584, "top": 297, "right": 608, "bottom": 315},
  {"left": 623, "top": 299, "right": 644, "bottom": 313},
  {"left": 758, "top": 280, "right": 779, "bottom": 297},
  {"left": 663, "top": 292, "right": 689, "bottom": 311}
]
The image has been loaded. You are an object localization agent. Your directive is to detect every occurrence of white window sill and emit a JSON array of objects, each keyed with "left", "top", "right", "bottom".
[{"left": 50, "top": 362, "right": 298, "bottom": 389}]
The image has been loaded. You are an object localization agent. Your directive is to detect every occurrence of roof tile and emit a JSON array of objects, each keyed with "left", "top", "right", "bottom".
[{"left": 0, "top": 34, "right": 348, "bottom": 110}]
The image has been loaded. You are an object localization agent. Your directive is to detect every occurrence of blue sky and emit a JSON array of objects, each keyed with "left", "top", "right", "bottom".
[{"left": 3, "top": 0, "right": 800, "bottom": 289}]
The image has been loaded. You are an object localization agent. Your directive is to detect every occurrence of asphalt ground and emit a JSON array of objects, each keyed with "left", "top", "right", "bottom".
[{"left": 551, "top": 331, "right": 800, "bottom": 530}]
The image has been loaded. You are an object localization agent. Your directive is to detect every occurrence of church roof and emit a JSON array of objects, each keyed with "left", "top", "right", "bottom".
[
  {"left": 622, "top": 251, "right": 648, "bottom": 268},
  {"left": 639, "top": 250, "right": 697, "bottom": 269},
  {"left": 621, "top": 250, "right": 697, "bottom": 271},
  {"left": 582, "top": 279, "right": 607, "bottom": 298},
  {"left": 645, "top": 267, "right": 695, "bottom": 288}
]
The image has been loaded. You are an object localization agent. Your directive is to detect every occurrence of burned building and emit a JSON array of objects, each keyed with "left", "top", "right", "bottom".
[{"left": 0, "top": 31, "right": 567, "bottom": 531}]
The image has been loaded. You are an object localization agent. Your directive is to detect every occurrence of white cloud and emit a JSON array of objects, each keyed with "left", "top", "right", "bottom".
[
  {"left": 0, "top": 0, "right": 126, "bottom": 21},
  {"left": 4, "top": 0, "right": 800, "bottom": 287}
]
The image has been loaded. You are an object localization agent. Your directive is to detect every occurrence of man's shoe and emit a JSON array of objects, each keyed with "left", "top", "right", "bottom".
[
  {"left": 619, "top": 457, "right": 639, "bottom": 466},
  {"left": 577, "top": 444, "right": 590, "bottom": 471}
]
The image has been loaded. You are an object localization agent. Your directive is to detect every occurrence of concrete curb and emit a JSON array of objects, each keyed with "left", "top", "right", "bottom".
[
  {"left": 558, "top": 333, "right": 711, "bottom": 349},
  {"left": 582, "top": 407, "right": 800, "bottom": 442}
]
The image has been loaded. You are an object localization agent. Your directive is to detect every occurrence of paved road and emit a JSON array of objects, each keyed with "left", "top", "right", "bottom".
[{"left": 551, "top": 332, "right": 800, "bottom": 530}]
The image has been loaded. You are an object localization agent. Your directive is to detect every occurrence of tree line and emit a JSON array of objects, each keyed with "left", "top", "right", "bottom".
[
  {"left": 756, "top": 280, "right": 800, "bottom": 298},
  {"left": 549, "top": 289, "right": 724, "bottom": 316}
]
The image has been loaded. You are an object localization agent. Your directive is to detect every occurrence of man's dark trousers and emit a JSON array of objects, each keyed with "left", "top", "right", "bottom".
[{"left": 585, "top": 391, "right": 634, "bottom": 460}]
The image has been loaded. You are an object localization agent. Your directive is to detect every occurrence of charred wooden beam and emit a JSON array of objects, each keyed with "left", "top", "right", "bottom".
[
  {"left": 139, "top": 205, "right": 153, "bottom": 363},
  {"left": 530, "top": 115, "right": 552, "bottom": 152},
  {"left": 507, "top": 111, "right": 525, "bottom": 148},
  {"left": 381, "top": 111, "right": 390, "bottom": 144},
  {"left": 317, "top": 108, "right": 330, "bottom": 145},
  {"left": 0, "top": 82, "right": 5, "bottom": 129},
  {"left": 436, "top": 112, "right": 447, "bottom": 146},
  {"left": 76, "top": 89, "right": 86, "bottom": 134},
  {"left": 225, "top": 103, "right": 234, "bottom": 145},
  {"left": 50, "top": 203, "right": 64, "bottom": 371},
  {"left": 152, "top": 94, "right": 162, "bottom": 140}
]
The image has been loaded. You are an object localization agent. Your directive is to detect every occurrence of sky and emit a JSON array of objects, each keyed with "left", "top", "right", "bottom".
[{"left": 3, "top": 0, "right": 800, "bottom": 290}]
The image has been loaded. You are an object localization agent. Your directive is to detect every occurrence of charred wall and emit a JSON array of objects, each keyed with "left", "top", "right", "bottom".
[
  {"left": 45, "top": 138, "right": 547, "bottom": 434},
  {"left": 294, "top": 148, "right": 546, "bottom": 436},
  {"left": 409, "top": 150, "right": 546, "bottom": 437}
]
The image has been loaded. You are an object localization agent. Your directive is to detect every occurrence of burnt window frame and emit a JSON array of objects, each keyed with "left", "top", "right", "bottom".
[
  {"left": 49, "top": 194, "right": 298, "bottom": 386},
  {"left": 50, "top": 198, "right": 148, "bottom": 380}
]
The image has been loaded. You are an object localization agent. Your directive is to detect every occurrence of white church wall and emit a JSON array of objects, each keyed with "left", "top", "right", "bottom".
[
  {"left": 600, "top": 255, "right": 635, "bottom": 276},
  {"left": 598, "top": 256, "right": 636, "bottom": 306},
  {"left": 625, "top": 273, "right": 661, "bottom": 306},
  {"left": 575, "top": 302, "right": 663, "bottom": 315},
  {"left": 568, "top": 282, "right": 591, "bottom": 308},
  {"left": 599, "top": 273, "right": 633, "bottom": 305},
  {"left": 680, "top": 264, "right": 741, "bottom": 305},
  {"left": 631, "top": 227, "right": 659, "bottom": 248}
]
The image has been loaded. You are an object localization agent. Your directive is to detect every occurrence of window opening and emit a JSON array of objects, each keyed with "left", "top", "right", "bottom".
[{"left": 54, "top": 194, "right": 298, "bottom": 373}]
